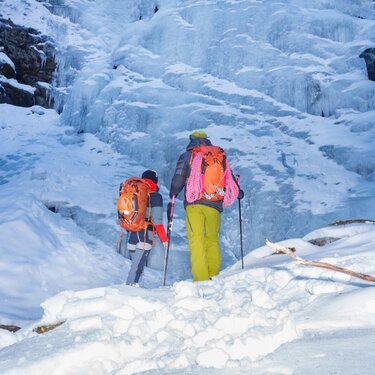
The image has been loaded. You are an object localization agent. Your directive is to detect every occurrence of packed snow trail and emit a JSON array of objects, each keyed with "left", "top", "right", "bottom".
[{"left": 1, "top": 223, "right": 375, "bottom": 374}]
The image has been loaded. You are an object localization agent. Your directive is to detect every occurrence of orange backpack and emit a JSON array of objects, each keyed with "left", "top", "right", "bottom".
[
  {"left": 117, "top": 177, "right": 151, "bottom": 232},
  {"left": 191, "top": 145, "right": 227, "bottom": 201}
]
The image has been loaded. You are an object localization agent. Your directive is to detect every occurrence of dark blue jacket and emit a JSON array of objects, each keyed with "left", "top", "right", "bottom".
[{"left": 169, "top": 137, "right": 224, "bottom": 213}]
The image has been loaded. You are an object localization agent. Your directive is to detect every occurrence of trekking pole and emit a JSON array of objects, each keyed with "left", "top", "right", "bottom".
[
  {"left": 163, "top": 195, "right": 175, "bottom": 286},
  {"left": 236, "top": 175, "right": 244, "bottom": 269},
  {"left": 116, "top": 228, "right": 123, "bottom": 254}
]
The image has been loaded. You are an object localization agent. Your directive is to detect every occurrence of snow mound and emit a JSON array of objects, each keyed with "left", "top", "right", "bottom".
[{"left": 1, "top": 224, "right": 374, "bottom": 374}]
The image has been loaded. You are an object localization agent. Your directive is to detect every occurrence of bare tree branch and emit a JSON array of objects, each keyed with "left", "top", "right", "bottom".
[
  {"left": 329, "top": 219, "right": 375, "bottom": 226},
  {"left": 266, "top": 240, "right": 375, "bottom": 283},
  {"left": 33, "top": 321, "right": 65, "bottom": 334}
]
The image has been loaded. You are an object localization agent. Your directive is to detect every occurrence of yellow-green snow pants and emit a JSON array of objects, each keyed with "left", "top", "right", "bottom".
[{"left": 186, "top": 204, "right": 221, "bottom": 281}]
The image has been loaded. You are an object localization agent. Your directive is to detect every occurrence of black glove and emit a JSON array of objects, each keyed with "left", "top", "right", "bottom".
[
  {"left": 238, "top": 189, "right": 244, "bottom": 200},
  {"left": 167, "top": 202, "right": 173, "bottom": 222}
]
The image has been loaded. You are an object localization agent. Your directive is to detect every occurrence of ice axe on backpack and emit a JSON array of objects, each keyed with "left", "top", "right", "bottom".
[
  {"left": 236, "top": 175, "right": 244, "bottom": 269},
  {"left": 163, "top": 195, "right": 175, "bottom": 286},
  {"left": 116, "top": 228, "right": 129, "bottom": 258}
]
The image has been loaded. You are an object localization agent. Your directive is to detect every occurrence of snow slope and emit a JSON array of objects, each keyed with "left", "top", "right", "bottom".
[
  {"left": 0, "top": 99, "right": 374, "bottom": 375},
  {"left": 1, "top": 0, "right": 375, "bottom": 258},
  {"left": 1, "top": 0, "right": 375, "bottom": 373},
  {"left": 0, "top": 221, "right": 374, "bottom": 374},
  {"left": 0, "top": 103, "right": 167, "bottom": 326}
]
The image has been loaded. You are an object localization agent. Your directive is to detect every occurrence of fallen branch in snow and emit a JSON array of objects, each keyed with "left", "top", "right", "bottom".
[
  {"left": 266, "top": 240, "right": 375, "bottom": 283},
  {"left": 33, "top": 321, "right": 65, "bottom": 334},
  {"left": 329, "top": 219, "right": 375, "bottom": 226},
  {"left": 0, "top": 324, "right": 21, "bottom": 333},
  {"left": 270, "top": 246, "right": 296, "bottom": 255}
]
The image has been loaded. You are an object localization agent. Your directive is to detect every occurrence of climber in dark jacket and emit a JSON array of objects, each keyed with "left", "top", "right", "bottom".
[
  {"left": 169, "top": 130, "right": 243, "bottom": 282},
  {"left": 170, "top": 131, "right": 224, "bottom": 213}
]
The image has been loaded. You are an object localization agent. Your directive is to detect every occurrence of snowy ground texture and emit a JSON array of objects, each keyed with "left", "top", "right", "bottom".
[
  {"left": 1, "top": 0, "right": 375, "bottom": 374},
  {"left": 0, "top": 106, "right": 374, "bottom": 373}
]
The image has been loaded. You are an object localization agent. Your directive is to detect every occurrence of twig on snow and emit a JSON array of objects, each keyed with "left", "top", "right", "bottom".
[
  {"left": 266, "top": 240, "right": 375, "bottom": 283},
  {"left": 329, "top": 219, "right": 375, "bottom": 226},
  {"left": 33, "top": 321, "right": 65, "bottom": 334}
]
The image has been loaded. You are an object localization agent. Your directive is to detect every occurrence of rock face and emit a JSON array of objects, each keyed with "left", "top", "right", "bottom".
[
  {"left": 0, "top": 18, "right": 57, "bottom": 107},
  {"left": 360, "top": 48, "right": 375, "bottom": 81}
]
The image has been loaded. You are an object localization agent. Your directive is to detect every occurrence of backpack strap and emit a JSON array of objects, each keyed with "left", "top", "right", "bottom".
[
  {"left": 186, "top": 150, "right": 204, "bottom": 203},
  {"left": 223, "top": 159, "right": 239, "bottom": 208}
]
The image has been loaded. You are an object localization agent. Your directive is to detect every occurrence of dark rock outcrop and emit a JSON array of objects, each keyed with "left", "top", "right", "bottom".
[
  {"left": 360, "top": 48, "right": 375, "bottom": 81},
  {"left": 0, "top": 324, "right": 21, "bottom": 333},
  {"left": 0, "top": 59, "right": 15, "bottom": 79},
  {"left": 0, "top": 18, "right": 57, "bottom": 107},
  {"left": 0, "top": 81, "right": 35, "bottom": 107}
]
